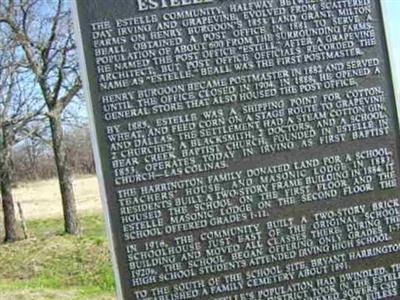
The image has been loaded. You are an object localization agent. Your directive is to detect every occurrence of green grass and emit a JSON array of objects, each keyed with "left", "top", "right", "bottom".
[{"left": 0, "top": 214, "right": 116, "bottom": 300}]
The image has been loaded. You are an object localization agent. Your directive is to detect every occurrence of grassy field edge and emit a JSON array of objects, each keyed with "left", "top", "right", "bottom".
[{"left": 0, "top": 214, "right": 116, "bottom": 300}]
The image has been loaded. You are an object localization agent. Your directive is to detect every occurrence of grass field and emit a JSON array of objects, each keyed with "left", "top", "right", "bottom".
[
  {"left": 12, "top": 176, "right": 102, "bottom": 219},
  {"left": 0, "top": 176, "right": 116, "bottom": 300}
]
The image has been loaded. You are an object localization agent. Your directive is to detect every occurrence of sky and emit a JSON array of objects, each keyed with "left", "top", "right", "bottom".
[{"left": 384, "top": 0, "right": 400, "bottom": 93}]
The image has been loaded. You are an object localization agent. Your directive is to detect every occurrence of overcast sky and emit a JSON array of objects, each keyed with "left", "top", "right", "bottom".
[{"left": 384, "top": 0, "right": 399, "bottom": 90}]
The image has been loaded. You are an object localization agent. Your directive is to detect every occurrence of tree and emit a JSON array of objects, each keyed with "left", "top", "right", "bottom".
[
  {"left": 0, "top": 31, "right": 43, "bottom": 242},
  {"left": 0, "top": 0, "right": 82, "bottom": 234}
]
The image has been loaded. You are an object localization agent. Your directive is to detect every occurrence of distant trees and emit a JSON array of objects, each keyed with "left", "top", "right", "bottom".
[
  {"left": 0, "top": 0, "right": 83, "bottom": 237},
  {"left": 64, "top": 125, "right": 95, "bottom": 176},
  {"left": 13, "top": 137, "right": 51, "bottom": 181},
  {"left": 13, "top": 125, "right": 95, "bottom": 182}
]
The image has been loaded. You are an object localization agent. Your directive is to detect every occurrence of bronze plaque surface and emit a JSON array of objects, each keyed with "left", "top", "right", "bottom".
[{"left": 73, "top": 0, "right": 400, "bottom": 299}]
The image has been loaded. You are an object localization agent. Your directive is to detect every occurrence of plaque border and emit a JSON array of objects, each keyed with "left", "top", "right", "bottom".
[
  {"left": 71, "top": 2, "right": 124, "bottom": 300},
  {"left": 70, "top": 1, "right": 399, "bottom": 300}
]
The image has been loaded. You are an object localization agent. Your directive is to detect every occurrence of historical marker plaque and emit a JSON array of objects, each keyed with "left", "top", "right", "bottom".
[{"left": 73, "top": 0, "right": 400, "bottom": 299}]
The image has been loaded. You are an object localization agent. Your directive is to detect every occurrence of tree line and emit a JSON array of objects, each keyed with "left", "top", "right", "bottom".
[
  {"left": 0, "top": 0, "right": 87, "bottom": 242},
  {"left": 13, "top": 125, "right": 95, "bottom": 182}
]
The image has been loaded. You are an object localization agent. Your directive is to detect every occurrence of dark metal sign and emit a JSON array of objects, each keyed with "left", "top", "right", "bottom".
[{"left": 73, "top": 0, "right": 400, "bottom": 299}]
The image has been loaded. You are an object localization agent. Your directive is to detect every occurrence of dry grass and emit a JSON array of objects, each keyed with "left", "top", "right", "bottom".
[
  {"left": 0, "top": 289, "right": 114, "bottom": 300},
  {"left": 0, "top": 176, "right": 116, "bottom": 300},
  {"left": 12, "top": 175, "right": 102, "bottom": 220},
  {"left": 0, "top": 289, "right": 79, "bottom": 300}
]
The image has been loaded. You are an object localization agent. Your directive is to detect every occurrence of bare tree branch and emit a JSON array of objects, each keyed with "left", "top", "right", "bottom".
[{"left": 0, "top": 0, "right": 82, "bottom": 235}]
